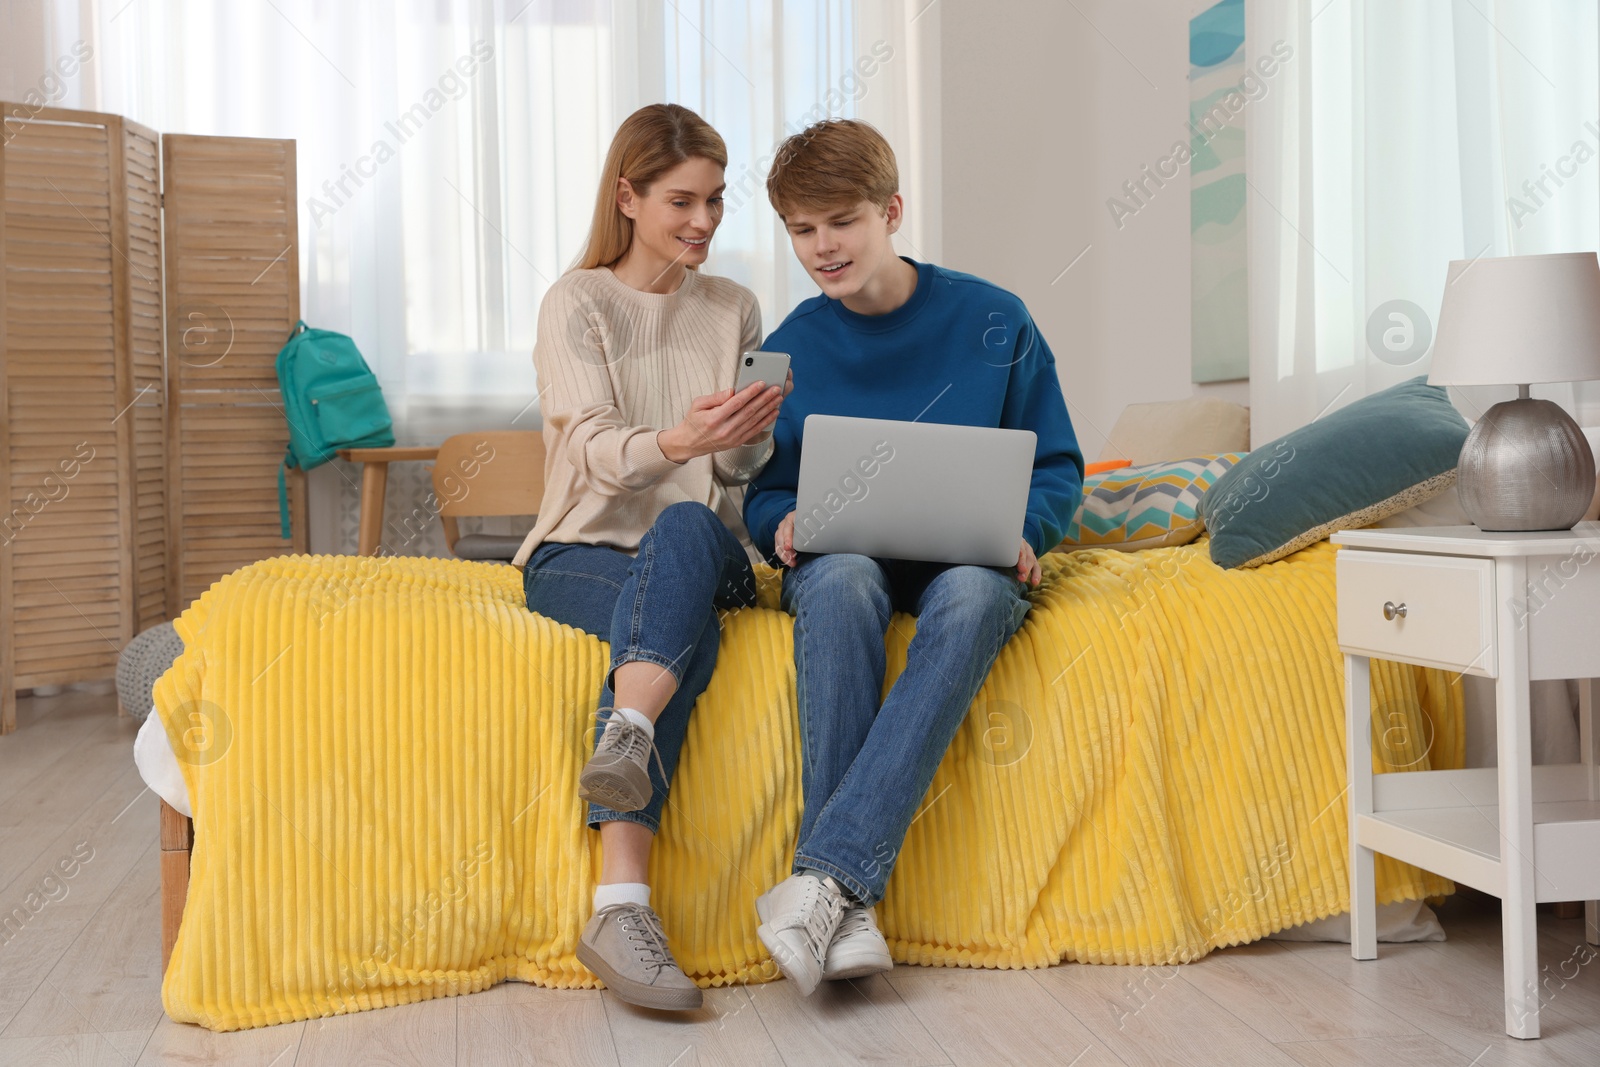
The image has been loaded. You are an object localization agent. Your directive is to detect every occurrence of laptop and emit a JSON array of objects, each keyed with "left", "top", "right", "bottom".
[{"left": 791, "top": 414, "right": 1036, "bottom": 567}]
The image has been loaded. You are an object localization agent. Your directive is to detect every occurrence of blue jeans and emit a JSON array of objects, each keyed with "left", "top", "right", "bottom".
[
  {"left": 781, "top": 553, "right": 1031, "bottom": 905},
  {"left": 522, "top": 501, "right": 757, "bottom": 833}
]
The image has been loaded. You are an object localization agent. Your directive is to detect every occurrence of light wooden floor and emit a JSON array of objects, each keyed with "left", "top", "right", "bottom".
[{"left": 3, "top": 688, "right": 1599, "bottom": 1066}]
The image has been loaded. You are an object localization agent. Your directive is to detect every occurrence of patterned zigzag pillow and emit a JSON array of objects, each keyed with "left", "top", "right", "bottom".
[{"left": 1057, "top": 453, "right": 1246, "bottom": 552}]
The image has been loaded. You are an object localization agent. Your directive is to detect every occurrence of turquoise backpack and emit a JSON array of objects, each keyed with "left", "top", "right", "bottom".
[{"left": 275, "top": 321, "right": 395, "bottom": 539}]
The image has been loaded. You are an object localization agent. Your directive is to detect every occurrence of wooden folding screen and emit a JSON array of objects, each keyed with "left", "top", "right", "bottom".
[
  {"left": 162, "top": 135, "right": 305, "bottom": 614},
  {"left": 126, "top": 121, "right": 168, "bottom": 637},
  {"left": 0, "top": 106, "right": 304, "bottom": 732},
  {"left": 0, "top": 107, "right": 160, "bottom": 732}
]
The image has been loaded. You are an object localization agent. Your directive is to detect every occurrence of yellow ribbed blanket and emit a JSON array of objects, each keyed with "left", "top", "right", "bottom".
[{"left": 156, "top": 537, "right": 1460, "bottom": 1030}]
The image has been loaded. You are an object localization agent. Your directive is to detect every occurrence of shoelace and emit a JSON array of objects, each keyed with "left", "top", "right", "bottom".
[
  {"left": 796, "top": 878, "right": 845, "bottom": 959},
  {"left": 616, "top": 904, "right": 680, "bottom": 976},
  {"left": 833, "top": 905, "right": 873, "bottom": 941},
  {"left": 594, "top": 710, "right": 668, "bottom": 785}
]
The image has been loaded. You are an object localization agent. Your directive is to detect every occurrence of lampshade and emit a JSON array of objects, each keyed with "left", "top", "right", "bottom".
[{"left": 1429, "top": 251, "right": 1600, "bottom": 386}]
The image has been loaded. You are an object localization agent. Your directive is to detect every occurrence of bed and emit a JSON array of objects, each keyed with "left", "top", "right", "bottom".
[{"left": 144, "top": 535, "right": 1460, "bottom": 1031}]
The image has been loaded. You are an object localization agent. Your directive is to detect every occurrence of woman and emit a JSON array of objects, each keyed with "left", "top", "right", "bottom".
[{"left": 511, "top": 103, "right": 786, "bottom": 1012}]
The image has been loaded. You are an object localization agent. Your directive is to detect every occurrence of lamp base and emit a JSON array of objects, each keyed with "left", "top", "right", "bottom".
[{"left": 1456, "top": 397, "right": 1596, "bottom": 531}]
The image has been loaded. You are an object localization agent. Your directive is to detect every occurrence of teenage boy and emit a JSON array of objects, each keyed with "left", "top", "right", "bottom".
[{"left": 743, "top": 119, "right": 1084, "bottom": 994}]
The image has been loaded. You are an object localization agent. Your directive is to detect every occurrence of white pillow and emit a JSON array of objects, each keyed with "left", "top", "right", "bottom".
[
  {"left": 134, "top": 711, "right": 192, "bottom": 817},
  {"left": 1096, "top": 396, "right": 1250, "bottom": 465},
  {"left": 1371, "top": 483, "right": 1471, "bottom": 527}
]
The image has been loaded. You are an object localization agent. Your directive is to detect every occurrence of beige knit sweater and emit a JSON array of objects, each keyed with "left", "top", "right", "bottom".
[{"left": 511, "top": 266, "right": 773, "bottom": 567}]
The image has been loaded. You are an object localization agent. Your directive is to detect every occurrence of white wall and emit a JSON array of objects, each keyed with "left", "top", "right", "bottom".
[{"left": 940, "top": 0, "right": 1247, "bottom": 461}]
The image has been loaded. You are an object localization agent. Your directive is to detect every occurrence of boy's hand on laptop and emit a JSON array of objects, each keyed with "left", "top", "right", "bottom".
[
  {"left": 1016, "top": 539, "right": 1041, "bottom": 588},
  {"left": 659, "top": 382, "right": 782, "bottom": 461},
  {"left": 775, "top": 511, "right": 798, "bottom": 567}
]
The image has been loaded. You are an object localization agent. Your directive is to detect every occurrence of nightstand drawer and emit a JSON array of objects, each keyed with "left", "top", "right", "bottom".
[{"left": 1336, "top": 550, "right": 1496, "bottom": 675}]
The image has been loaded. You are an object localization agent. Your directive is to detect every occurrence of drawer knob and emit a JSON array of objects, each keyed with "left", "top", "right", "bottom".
[{"left": 1383, "top": 600, "right": 1408, "bottom": 621}]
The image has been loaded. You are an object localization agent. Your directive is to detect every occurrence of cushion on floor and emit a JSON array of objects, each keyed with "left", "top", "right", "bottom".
[{"left": 116, "top": 621, "right": 183, "bottom": 722}]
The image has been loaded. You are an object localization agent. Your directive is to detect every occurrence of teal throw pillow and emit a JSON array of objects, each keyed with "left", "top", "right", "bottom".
[{"left": 1200, "top": 375, "right": 1469, "bottom": 568}]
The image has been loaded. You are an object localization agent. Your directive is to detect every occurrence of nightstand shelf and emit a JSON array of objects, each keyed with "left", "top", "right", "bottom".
[
  {"left": 1359, "top": 799, "right": 1600, "bottom": 896},
  {"left": 1334, "top": 522, "right": 1600, "bottom": 1040}
]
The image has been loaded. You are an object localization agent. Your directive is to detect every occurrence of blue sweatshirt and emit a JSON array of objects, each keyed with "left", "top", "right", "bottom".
[{"left": 743, "top": 259, "right": 1085, "bottom": 563}]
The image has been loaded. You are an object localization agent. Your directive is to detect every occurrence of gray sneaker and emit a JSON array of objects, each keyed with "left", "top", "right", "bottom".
[
  {"left": 577, "top": 902, "right": 703, "bottom": 1011},
  {"left": 578, "top": 711, "right": 661, "bottom": 813}
]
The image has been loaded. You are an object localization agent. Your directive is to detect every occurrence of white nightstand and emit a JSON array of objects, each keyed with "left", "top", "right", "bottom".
[{"left": 1333, "top": 522, "right": 1600, "bottom": 1040}]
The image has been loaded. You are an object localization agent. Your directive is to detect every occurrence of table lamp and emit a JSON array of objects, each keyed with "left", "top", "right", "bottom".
[{"left": 1428, "top": 251, "right": 1600, "bottom": 531}]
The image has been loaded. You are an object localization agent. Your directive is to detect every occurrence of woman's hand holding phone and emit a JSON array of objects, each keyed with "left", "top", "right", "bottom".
[
  {"left": 747, "top": 370, "right": 796, "bottom": 448},
  {"left": 659, "top": 379, "right": 783, "bottom": 462}
]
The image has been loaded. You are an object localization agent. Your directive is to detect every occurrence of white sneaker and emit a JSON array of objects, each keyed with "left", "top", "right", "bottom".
[
  {"left": 822, "top": 904, "right": 893, "bottom": 981},
  {"left": 755, "top": 873, "right": 846, "bottom": 996}
]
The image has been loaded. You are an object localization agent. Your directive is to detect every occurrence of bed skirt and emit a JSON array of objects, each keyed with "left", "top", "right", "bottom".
[{"left": 154, "top": 539, "right": 1459, "bottom": 1030}]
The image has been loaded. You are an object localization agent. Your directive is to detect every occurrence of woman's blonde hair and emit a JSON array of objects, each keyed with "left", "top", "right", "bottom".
[{"left": 572, "top": 103, "right": 728, "bottom": 272}]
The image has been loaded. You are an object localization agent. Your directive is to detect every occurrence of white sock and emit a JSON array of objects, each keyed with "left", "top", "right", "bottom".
[
  {"left": 606, "top": 706, "right": 654, "bottom": 739},
  {"left": 594, "top": 881, "right": 651, "bottom": 912}
]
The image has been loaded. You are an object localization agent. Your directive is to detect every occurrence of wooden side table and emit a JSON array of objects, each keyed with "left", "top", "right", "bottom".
[
  {"left": 337, "top": 446, "right": 439, "bottom": 556},
  {"left": 1334, "top": 522, "right": 1600, "bottom": 1039}
]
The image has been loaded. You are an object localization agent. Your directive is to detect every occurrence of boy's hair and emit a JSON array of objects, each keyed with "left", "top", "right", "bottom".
[{"left": 766, "top": 119, "right": 898, "bottom": 220}]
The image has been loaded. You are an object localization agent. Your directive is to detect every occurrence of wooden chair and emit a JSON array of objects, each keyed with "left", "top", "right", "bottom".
[{"left": 429, "top": 432, "right": 545, "bottom": 561}]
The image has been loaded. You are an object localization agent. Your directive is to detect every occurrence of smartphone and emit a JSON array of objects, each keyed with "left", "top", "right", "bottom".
[{"left": 734, "top": 350, "right": 790, "bottom": 394}]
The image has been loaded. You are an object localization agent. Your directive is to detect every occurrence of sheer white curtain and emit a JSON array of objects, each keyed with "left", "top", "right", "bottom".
[
  {"left": 17, "top": 0, "right": 937, "bottom": 552},
  {"left": 1246, "top": 0, "right": 1600, "bottom": 446}
]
